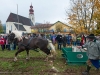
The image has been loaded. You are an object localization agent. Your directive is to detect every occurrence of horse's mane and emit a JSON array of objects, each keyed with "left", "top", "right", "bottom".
[{"left": 11, "top": 31, "right": 23, "bottom": 40}]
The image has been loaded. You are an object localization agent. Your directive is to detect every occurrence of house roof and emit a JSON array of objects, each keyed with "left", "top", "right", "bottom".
[
  {"left": 14, "top": 23, "right": 26, "bottom": 31},
  {"left": 31, "top": 24, "right": 53, "bottom": 29},
  {"left": 31, "top": 21, "right": 72, "bottom": 29},
  {"left": 53, "top": 21, "right": 71, "bottom": 28},
  {"left": 6, "top": 13, "right": 33, "bottom": 26}
]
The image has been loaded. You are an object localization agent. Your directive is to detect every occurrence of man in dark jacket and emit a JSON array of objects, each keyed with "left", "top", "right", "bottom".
[
  {"left": 62, "top": 34, "right": 67, "bottom": 47},
  {"left": 55, "top": 32, "right": 63, "bottom": 50}
]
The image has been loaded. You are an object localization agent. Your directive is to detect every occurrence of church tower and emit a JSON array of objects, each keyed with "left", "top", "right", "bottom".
[{"left": 29, "top": 4, "right": 35, "bottom": 25}]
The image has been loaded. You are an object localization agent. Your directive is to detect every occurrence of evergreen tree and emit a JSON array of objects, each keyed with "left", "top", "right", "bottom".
[{"left": 0, "top": 20, "right": 4, "bottom": 33}]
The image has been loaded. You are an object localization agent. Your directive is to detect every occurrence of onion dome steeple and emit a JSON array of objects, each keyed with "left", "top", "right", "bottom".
[
  {"left": 29, "top": 4, "right": 34, "bottom": 14},
  {"left": 29, "top": 3, "right": 35, "bottom": 26}
]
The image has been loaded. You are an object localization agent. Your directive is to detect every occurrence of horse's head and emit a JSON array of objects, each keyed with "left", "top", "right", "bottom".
[
  {"left": 47, "top": 39, "right": 57, "bottom": 57},
  {"left": 8, "top": 33, "right": 15, "bottom": 44}
]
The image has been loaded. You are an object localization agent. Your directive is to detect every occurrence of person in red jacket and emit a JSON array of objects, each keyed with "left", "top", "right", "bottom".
[
  {"left": 0, "top": 35, "right": 6, "bottom": 51},
  {"left": 81, "top": 34, "right": 86, "bottom": 46}
]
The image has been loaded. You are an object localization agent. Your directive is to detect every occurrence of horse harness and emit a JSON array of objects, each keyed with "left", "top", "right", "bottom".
[
  {"left": 19, "top": 38, "right": 52, "bottom": 52},
  {"left": 19, "top": 37, "right": 40, "bottom": 52},
  {"left": 20, "top": 37, "right": 34, "bottom": 49}
]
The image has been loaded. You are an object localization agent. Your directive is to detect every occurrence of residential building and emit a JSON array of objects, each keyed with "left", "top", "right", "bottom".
[{"left": 31, "top": 21, "right": 72, "bottom": 33}]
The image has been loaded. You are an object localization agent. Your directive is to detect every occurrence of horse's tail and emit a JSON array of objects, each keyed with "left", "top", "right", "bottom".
[{"left": 47, "top": 39, "right": 57, "bottom": 56}]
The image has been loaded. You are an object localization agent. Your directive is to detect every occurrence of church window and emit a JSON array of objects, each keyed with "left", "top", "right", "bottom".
[{"left": 11, "top": 26, "right": 12, "bottom": 31}]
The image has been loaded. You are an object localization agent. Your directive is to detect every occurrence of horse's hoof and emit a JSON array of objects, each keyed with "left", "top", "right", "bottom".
[
  {"left": 51, "top": 66, "right": 59, "bottom": 73},
  {"left": 44, "top": 59, "right": 48, "bottom": 62},
  {"left": 26, "top": 57, "right": 30, "bottom": 59},
  {"left": 14, "top": 59, "right": 17, "bottom": 62},
  {"left": 26, "top": 58, "right": 30, "bottom": 61},
  {"left": 48, "top": 55, "right": 53, "bottom": 57},
  {"left": 44, "top": 59, "right": 47, "bottom": 61},
  {"left": 14, "top": 57, "right": 17, "bottom": 62}
]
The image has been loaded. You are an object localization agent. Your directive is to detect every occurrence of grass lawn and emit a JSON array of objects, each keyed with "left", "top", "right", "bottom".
[{"left": 0, "top": 47, "right": 99, "bottom": 75}]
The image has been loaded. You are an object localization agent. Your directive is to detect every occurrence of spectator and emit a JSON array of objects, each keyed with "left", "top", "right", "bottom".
[
  {"left": 13, "top": 38, "right": 17, "bottom": 50},
  {"left": 81, "top": 34, "right": 86, "bottom": 46},
  {"left": 0, "top": 35, "right": 6, "bottom": 51},
  {"left": 51, "top": 33, "right": 56, "bottom": 45},
  {"left": 46, "top": 34, "right": 50, "bottom": 40},
  {"left": 38, "top": 34, "right": 42, "bottom": 38},
  {"left": 62, "top": 34, "right": 67, "bottom": 47},
  {"left": 66, "top": 34, "right": 72, "bottom": 46},
  {"left": 76, "top": 35, "right": 81, "bottom": 46},
  {"left": 55, "top": 32, "right": 63, "bottom": 50},
  {"left": 5, "top": 35, "right": 10, "bottom": 50},
  {"left": 10, "top": 42, "right": 14, "bottom": 50},
  {"left": 72, "top": 34, "right": 76, "bottom": 46}
]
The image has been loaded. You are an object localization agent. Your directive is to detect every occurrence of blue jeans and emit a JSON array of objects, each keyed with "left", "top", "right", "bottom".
[
  {"left": 76, "top": 41, "right": 81, "bottom": 46},
  {"left": 72, "top": 41, "right": 76, "bottom": 46},
  {"left": 10, "top": 43, "right": 14, "bottom": 50},
  {"left": 14, "top": 44, "right": 16, "bottom": 50},
  {"left": 90, "top": 59, "right": 100, "bottom": 69},
  {"left": 57, "top": 43, "right": 62, "bottom": 50},
  {"left": 6, "top": 45, "right": 10, "bottom": 50}
]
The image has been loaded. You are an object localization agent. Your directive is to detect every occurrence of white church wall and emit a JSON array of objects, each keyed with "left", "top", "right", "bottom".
[
  {"left": 6, "top": 22, "right": 17, "bottom": 33},
  {"left": 23, "top": 25, "right": 31, "bottom": 33},
  {"left": 6, "top": 22, "right": 31, "bottom": 33},
  {"left": 6, "top": 22, "right": 28, "bottom": 33}
]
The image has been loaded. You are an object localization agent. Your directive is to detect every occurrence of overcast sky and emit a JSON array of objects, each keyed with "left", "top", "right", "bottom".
[{"left": 0, "top": 0, "right": 70, "bottom": 24}]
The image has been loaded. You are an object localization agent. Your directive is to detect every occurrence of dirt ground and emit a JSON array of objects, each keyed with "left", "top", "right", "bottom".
[{"left": 0, "top": 57, "right": 100, "bottom": 75}]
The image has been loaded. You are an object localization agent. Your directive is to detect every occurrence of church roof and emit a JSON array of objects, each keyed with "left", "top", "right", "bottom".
[
  {"left": 6, "top": 13, "right": 33, "bottom": 26},
  {"left": 14, "top": 23, "right": 26, "bottom": 31}
]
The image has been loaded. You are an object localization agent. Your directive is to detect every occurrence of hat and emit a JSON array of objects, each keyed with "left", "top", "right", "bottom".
[{"left": 87, "top": 34, "right": 95, "bottom": 39}]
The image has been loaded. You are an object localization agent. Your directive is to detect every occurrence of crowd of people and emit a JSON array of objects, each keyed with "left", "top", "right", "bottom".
[
  {"left": 0, "top": 32, "right": 96, "bottom": 51},
  {"left": 0, "top": 32, "right": 100, "bottom": 51},
  {"left": 48, "top": 32, "right": 87, "bottom": 50}
]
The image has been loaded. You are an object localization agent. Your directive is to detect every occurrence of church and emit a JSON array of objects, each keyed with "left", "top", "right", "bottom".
[
  {"left": 6, "top": 4, "right": 72, "bottom": 34},
  {"left": 6, "top": 4, "right": 35, "bottom": 34}
]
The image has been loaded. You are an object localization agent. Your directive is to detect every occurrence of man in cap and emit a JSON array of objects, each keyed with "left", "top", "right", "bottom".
[{"left": 78, "top": 34, "right": 100, "bottom": 75}]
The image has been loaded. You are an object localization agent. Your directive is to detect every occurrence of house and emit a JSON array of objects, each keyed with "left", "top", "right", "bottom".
[
  {"left": 31, "top": 21, "right": 72, "bottom": 33},
  {"left": 31, "top": 23, "right": 53, "bottom": 33},
  {"left": 49, "top": 21, "right": 72, "bottom": 33},
  {"left": 6, "top": 4, "right": 35, "bottom": 34}
]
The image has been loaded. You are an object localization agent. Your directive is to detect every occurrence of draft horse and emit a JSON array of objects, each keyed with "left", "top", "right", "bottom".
[{"left": 7, "top": 31, "right": 56, "bottom": 61}]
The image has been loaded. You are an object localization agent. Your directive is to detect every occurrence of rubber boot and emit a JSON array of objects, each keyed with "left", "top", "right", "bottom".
[{"left": 82, "top": 65, "right": 91, "bottom": 75}]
